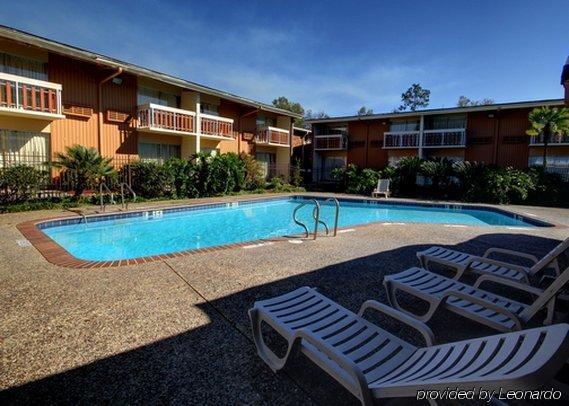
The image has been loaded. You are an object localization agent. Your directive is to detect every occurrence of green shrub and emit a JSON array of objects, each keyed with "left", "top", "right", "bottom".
[
  {"left": 0, "top": 165, "right": 50, "bottom": 203},
  {"left": 420, "top": 158, "right": 455, "bottom": 198},
  {"left": 164, "top": 157, "right": 191, "bottom": 198},
  {"left": 240, "top": 153, "right": 265, "bottom": 190},
  {"left": 395, "top": 157, "right": 423, "bottom": 196},
  {"left": 128, "top": 161, "right": 173, "bottom": 198},
  {"left": 291, "top": 159, "right": 303, "bottom": 187},
  {"left": 332, "top": 164, "right": 379, "bottom": 195}
]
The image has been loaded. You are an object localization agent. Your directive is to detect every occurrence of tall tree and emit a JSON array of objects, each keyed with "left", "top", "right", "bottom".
[
  {"left": 272, "top": 96, "right": 305, "bottom": 127},
  {"left": 305, "top": 109, "right": 329, "bottom": 121},
  {"left": 398, "top": 84, "right": 430, "bottom": 111},
  {"left": 357, "top": 106, "right": 373, "bottom": 116},
  {"left": 526, "top": 106, "right": 569, "bottom": 169},
  {"left": 457, "top": 96, "right": 494, "bottom": 107}
]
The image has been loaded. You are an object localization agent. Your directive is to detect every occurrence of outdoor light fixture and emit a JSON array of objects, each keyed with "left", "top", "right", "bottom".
[{"left": 112, "top": 77, "right": 123, "bottom": 85}]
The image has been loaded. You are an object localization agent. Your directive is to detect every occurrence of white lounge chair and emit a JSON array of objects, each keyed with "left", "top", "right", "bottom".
[
  {"left": 416, "top": 237, "right": 569, "bottom": 283},
  {"left": 372, "top": 179, "right": 390, "bottom": 198},
  {"left": 249, "top": 286, "right": 569, "bottom": 405},
  {"left": 384, "top": 265, "right": 569, "bottom": 332}
]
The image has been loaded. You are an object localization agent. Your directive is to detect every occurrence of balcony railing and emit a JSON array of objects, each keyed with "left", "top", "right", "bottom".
[
  {"left": 137, "top": 103, "right": 196, "bottom": 134},
  {"left": 383, "top": 131, "right": 420, "bottom": 148},
  {"left": 314, "top": 135, "right": 348, "bottom": 150},
  {"left": 0, "top": 72, "right": 62, "bottom": 118},
  {"left": 422, "top": 128, "right": 466, "bottom": 148},
  {"left": 255, "top": 126, "right": 290, "bottom": 146},
  {"left": 200, "top": 113, "right": 234, "bottom": 139},
  {"left": 529, "top": 134, "right": 569, "bottom": 145}
]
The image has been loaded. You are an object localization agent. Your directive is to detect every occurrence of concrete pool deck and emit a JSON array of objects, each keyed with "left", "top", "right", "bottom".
[{"left": 1, "top": 193, "right": 568, "bottom": 404}]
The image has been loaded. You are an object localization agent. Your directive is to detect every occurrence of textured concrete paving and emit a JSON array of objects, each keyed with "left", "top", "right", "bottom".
[{"left": 1, "top": 194, "right": 568, "bottom": 404}]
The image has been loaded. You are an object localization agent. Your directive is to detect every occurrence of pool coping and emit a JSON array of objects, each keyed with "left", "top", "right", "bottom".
[{"left": 17, "top": 194, "right": 560, "bottom": 268}]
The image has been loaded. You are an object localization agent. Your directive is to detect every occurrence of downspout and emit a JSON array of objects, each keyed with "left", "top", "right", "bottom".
[
  {"left": 364, "top": 120, "right": 370, "bottom": 167},
  {"left": 97, "top": 67, "right": 123, "bottom": 154},
  {"left": 491, "top": 109, "right": 501, "bottom": 165}
]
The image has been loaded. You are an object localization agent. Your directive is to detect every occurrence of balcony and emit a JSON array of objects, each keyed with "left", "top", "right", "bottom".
[
  {"left": 422, "top": 128, "right": 466, "bottom": 148},
  {"left": 137, "top": 103, "right": 196, "bottom": 135},
  {"left": 529, "top": 133, "right": 569, "bottom": 146},
  {"left": 383, "top": 131, "right": 419, "bottom": 148},
  {"left": 0, "top": 72, "right": 63, "bottom": 120},
  {"left": 200, "top": 113, "right": 234, "bottom": 140},
  {"left": 314, "top": 134, "right": 348, "bottom": 150},
  {"left": 255, "top": 126, "right": 290, "bottom": 147}
]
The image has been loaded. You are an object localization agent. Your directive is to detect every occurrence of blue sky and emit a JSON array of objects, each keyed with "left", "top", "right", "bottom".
[{"left": 1, "top": 0, "right": 567, "bottom": 116}]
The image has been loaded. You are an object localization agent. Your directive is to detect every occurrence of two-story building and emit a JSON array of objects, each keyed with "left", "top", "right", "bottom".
[
  {"left": 308, "top": 99, "right": 568, "bottom": 182},
  {"left": 0, "top": 25, "right": 299, "bottom": 180}
]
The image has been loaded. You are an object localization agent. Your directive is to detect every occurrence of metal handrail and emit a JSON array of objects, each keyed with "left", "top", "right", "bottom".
[
  {"left": 313, "top": 205, "right": 329, "bottom": 235},
  {"left": 293, "top": 199, "right": 321, "bottom": 240},
  {"left": 324, "top": 197, "right": 341, "bottom": 237},
  {"left": 99, "top": 182, "right": 115, "bottom": 212},
  {"left": 120, "top": 183, "right": 137, "bottom": 210},
  {"left": 66, "top": 208, "right": 87, "bottom": 224}
]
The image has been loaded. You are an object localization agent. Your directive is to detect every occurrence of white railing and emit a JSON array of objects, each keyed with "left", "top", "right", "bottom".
[
  {"left": 0, "top": 72, "right": 62, "bottom": 116},
  {"left": 383, "top": 131, "right": 420, "bottom": 148},
  {"left": 255, "top": 126, "right": 290, "bottom": 146},
  {"left": 422, "top": 128, "right": 466, "bottom": 147},
  {"left": 200, "top": 113, "right": 234, "bottom": 139},
  {"left": 314, "top": 134, "right": 348, "bottom": 150},
  {"left": 137, "top": 103, "right": 196, "bottom": 133},
  {"left": 529, "top": 134, "right": 569, "bottom": 145}
]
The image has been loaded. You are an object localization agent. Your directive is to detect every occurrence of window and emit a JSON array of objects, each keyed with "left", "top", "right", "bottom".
[
  {"left": 137, "top": 87, "right": 179, "bottom": 108},
  {"left": 200, "top": 103, "right": 219, "bottom": 116},
  {"left": 139, "top": 142, "right": 180, "bottom": 162},
  {"left": 425, "top": 114, "right": 466, "bottom": 130},
  {"left": 389, "top": 120, "right": 419, "bottom": 132},
  {"left": 0, "top": 53, "right": 48, "bottom": 80},
  {"left": 0, "top": 130, "right": 50, "bottom": 168},
  {"left": 256, "top": 115, "right": 276, "bottom": 128},
  {"left": 256, "top": 152, "right": 276, "bottom": 178}
]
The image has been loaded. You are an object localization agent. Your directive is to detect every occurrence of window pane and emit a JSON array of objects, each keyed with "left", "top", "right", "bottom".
[
  {"left": 0, "top": 129, "right": 50, "bottom": 168},
  {"left": 0, "top": 53, "right": 48, "bottom": 80}
]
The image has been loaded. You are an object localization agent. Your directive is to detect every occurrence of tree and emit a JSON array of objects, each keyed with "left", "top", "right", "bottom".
[
  {"left": 398, "top": 84, "right": 430, "bottom": 111},
  {"left": 272, "top": 96, "right": 305, "bottom": 127},
  {"left": 304, "top": 109, "right": 329, "bottom": 121},
  {"left": 457, "top": 96, "right": 494, "bottom": 107},
  {"left": 357, "top": 106, "right": 373, "bottom": 116},
  {"left": 53, "top": 145, "right": 115, "bottom": 197},
  {"left": 526, "top": 106, "right": 569, "bottom": 169}
]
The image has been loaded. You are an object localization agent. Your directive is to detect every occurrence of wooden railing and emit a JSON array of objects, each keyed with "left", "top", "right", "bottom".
[
  {"left": 0, "top": 72, "right": 62, "bottom": 115},
  {"left": 529, "top": 134, "right": 569, "bottom": 145},
  {"left": 383, "top": 131, "right": 420, "bottom": 148},
  {"left": 255, "top": 126, "right": 290, "bottom": 146},
  {"left": 422, "top": 129, "right": 466, "bottom": 147},
  {"left": 200, "top": 113, "right": 234, "bottom": 139},
  {"left": 137, "top": 103, "right": 195, "bottom": 133},
  {"left": 314, "top": 135, "right": 348, "bottom": 150}
]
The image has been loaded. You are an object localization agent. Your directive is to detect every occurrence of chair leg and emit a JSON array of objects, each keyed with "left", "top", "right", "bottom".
[{"left": 249, "top": 308, "right": 301, "bottom": 373}]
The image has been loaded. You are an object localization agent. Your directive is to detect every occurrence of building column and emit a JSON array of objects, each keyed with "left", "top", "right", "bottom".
[
  {"left": 195, "top": 95, "right": 201, "bottom": 153},
  {"left": 562, "top": 56, "right": 569, "bottom": 106},
  {"left": 418, "top": 115, "right": 425, "bottom": 159}
]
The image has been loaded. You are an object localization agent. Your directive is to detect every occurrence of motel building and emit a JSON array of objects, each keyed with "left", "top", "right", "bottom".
[
  {"left": 307, "top": 99, "right": 569, "bottom": 183},
  {"left": 0, "top": 26, "right": 300, "bottom": 180}
]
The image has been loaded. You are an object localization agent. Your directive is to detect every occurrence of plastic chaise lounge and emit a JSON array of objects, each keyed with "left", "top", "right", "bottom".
[
  {"left": 372, "top": 179, "right": 390, "bottom": 198},
  {"left": 249, "top": 286, "right": 569, "bottom": 405},
  {"left": 384, "top": 265, "right": 569, "bottom": 333},
  {"left": 416, "top": 236, "right": 569, "bottom": 283}
]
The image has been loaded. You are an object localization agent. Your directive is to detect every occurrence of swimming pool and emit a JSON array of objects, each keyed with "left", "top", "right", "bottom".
[{"left": 39, "top": 196, "right": 547, "bottom": 261}]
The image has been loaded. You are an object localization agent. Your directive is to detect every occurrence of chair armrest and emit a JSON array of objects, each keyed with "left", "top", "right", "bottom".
[
  {"left": 293, "top": 329, "right": 373, "bottom": 405},
  {"left": 439, "top": 290, "right": 523, "bottom": 331},
  {"left": 465, "top": 256, "right": 530, "bottom": 275},
  {"left": 483, "top": 248, "right": 539, "bottom": 265},
  {"left": 357, "top": 300, "right": 435, "bottom": 346},
  {"left": 473, "top": 274, "right": 544, "bottom": 296}
]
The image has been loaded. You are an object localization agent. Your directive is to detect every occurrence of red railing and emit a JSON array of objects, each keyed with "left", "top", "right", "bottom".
[
  {"left": 383, "top": 131, "right": 420, "bottom": 148},
  {"left": 137, "top": 103, "right": 195, "bottom": 133},
  {"left": 255, "top": 126, "right": 290, "bottom": 146},
  {"left": 200, "top": 113, "right": 234, "bottom": 138},
  {"left": 0, "top": 72, "right": 61, "bottom": 115}
]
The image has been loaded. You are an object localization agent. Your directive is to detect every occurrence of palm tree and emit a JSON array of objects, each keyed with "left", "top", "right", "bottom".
[
  {"left": 526, "top": 107, "right": 569, "bottom": 169},
  {"left": 53, "top": 145, "right": 115, "bottom": 197}
]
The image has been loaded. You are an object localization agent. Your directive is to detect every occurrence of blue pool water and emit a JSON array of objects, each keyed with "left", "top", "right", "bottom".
[{"left": 42, "top": 198, "right": 540, "bottom": 261}]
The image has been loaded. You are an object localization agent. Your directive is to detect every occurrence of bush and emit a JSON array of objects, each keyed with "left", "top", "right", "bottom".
[
  {"left": 420, "top": 158, "right": 455, "bottom": 198},
  {"left": 395, "top": 157, "right": 423, "bottom": 196},
  {"left": 266, "top": 176, "right": 305, "bottom": 193},
  {"left": 164, "top": 157, "right": 191, "bottom": 198},
  {"left": 291, "top": 159, "right": 303, "bottom": 187},
  {"left": 332, "top": 164, "right": 379, "bottom": 195},
  {"left": 240, "top": 153, "right": 265, "bottom": 190},
  {"left": 128, "top": 161, "right": 173, "bottom": 198},
  {"left": 0, "top": 165, "right": 50, "bottom": 203},
  {"left": 480, "top": 167, "right": 536, "bottom": 204}
]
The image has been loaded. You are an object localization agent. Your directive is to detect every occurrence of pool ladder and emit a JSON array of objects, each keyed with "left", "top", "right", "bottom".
[
  {"left": 99, "top": 182, "right": 137, "bottom": 212},
  {"left": 293, "top": 198, "right": 340, "bottom": 240}
]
